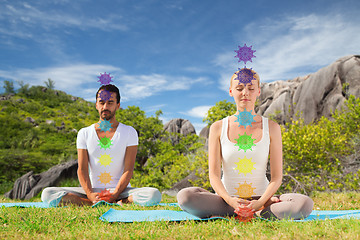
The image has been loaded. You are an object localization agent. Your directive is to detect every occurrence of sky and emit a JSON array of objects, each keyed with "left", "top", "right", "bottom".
[{"left": 1, "top": 0, "right": 359, "bottom": 134}]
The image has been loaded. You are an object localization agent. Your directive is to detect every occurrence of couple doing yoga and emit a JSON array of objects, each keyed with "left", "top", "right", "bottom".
[{"left": 42, "top": 69, "right": 313, "bottom": 220}]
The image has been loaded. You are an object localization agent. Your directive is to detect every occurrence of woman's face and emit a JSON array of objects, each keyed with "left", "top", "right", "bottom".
[{"left": 229, "top": 78, "right": 260, "bottom": 110}]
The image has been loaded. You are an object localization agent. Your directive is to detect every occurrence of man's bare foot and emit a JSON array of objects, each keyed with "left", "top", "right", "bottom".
[
  {"left": 59, "top": 193, "right": 93, "bottom": 206},
  {"left": 116, "top": 195, "right": 133, "bottom": 205}
]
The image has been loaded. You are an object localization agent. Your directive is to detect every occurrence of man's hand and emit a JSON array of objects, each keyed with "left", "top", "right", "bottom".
[{"left": 87, "top": 192, "right": 100, "bottom": 203}]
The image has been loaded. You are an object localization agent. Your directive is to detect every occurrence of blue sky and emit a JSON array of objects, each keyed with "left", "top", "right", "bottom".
[{"left": 1, "top": 0, "right": 359, "bottom": 134}]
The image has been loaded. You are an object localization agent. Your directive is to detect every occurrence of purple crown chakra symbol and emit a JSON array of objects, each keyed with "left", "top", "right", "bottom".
[
  {"left": 234, "top": 68, "right": 257, "bottom": 85},
  {"left": 234, "top": 44, "right": 256, "bottom": 66},
  {"left": 97, "top": 72, "right": 113, "bottom": 86},
  {"left": 99, "top": 90, "right": 112, "bottom": 101}
]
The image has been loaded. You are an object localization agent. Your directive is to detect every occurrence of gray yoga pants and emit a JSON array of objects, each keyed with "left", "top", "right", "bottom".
[
  {"left": 41, "top": 186, "right": 162, "bottom": 207},
  {"left": 177, "top": 187, "right": 314, "bottom": 220}
]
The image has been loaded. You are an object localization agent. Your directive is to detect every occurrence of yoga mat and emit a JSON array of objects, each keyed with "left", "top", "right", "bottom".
[
  {"left": 295, "top": 210, "right": 360, "bottom": 221},
  {"left": 0, "top": 202, "right": 49, "bottom": 208},
  {"left": 99, "top": 209, "right": 227, "bottom": 222},
  {"left": 0, "top": 201, "right": 178, "bottom": 208},
  {"left": 100, "top": 209, "right": 360, "bottom": 223}
]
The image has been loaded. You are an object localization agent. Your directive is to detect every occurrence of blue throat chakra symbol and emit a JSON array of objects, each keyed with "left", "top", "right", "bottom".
[
  {"left": 98, "top": 119, "right": 112, "bottom": 132},
  {"left": 97, "top": 72, "right": 113, "bottom": 86},
  {"left": 234, "top": 68, "right": 257, "bottom": 86},
  {"left": 234, "top": 109, "right": 256, "bottom": 128},
  {"left": 234, "top": 44, "right": 256, "bottom": 66},
  {"left": 99, "top": 90, "right": 112, "bottom": 101}
]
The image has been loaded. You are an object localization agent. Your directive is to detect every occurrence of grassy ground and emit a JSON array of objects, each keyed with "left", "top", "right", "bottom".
[{"left": 1, "top": 192, "right": 360, "bottom": 239}]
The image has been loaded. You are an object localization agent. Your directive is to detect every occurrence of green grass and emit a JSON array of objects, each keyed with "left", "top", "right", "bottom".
[{"left": 1, "top": 192, "right": 360, "bottom": 239}]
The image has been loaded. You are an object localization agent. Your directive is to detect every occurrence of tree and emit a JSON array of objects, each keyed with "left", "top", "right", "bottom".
[
  {"left": 2, "top": 80, "right": 15, "bottom": 94},
  {"left": 45, "top": 78, "right": 55, "bottom": 89},
  {"left": 203, "top": 100, "right": 236, "bottom": 126}
]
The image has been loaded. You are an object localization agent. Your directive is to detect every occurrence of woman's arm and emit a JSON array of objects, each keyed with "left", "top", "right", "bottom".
[
  {"left": 248, "top": 120, "right": 283, "bottom": 210},
  {"left": 208, "top": 120, "right": 249, "bottom": 210}
]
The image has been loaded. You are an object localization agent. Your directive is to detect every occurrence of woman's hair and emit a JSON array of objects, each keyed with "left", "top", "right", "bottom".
[{"left": 230, "top": 68, "right": 260, "bottom": 88}]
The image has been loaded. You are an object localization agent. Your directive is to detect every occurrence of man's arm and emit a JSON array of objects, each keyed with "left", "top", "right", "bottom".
[
  {"left": 77, "top": 148, "right": 99, "bottom": 203},
  {"left": 111, "top": 145, "right": 138, "bottom": 199}
]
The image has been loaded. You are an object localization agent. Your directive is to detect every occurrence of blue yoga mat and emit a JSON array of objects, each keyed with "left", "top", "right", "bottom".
[
  {"left": 0, "top": 201, "right": 178, "bottom": 208},
  {"left": 100, "top": 209, "right": 360, "bottom": 223},
  {"left": 0, "top": 202, "right": 50, "bottom": 208},
  {"left": 100, "top": 209, "right": 227, "bottom": 222},
  {"left": 295, "top": 210, "right": 360, "bottom": 221}
]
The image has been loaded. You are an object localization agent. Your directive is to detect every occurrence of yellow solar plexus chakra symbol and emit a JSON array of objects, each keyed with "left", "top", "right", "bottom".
[
  {"left": 235, "top": 181, "right": 256, "bottom": 198},
  {"left": 98, "top": 172, "right": 113, "bottom": 185},
  {"left": 235, "top": 156, "right": 255, "bottom": 176},
  {"left": 99, "top": 153, "right": 113, "bottom": 167}
]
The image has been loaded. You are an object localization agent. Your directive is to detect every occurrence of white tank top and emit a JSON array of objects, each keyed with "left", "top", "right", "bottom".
[{"left": 220, "top": 116, "right": 270, "bottom": 198}]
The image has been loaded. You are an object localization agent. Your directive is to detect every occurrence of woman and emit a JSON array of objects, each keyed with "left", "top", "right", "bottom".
[{"left": 177, "top": 69, "right": 313, "bottom": 220}]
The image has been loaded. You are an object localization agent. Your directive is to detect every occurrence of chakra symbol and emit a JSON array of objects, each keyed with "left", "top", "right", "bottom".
[
  {"left": 234, "top": 109, "right": 256, "bottom": 128},
  {"left": 99, "top": 153, "right": 113, "bottom": 166},
  {"left": 235, "top": 157, "right": 255, "bottom": 176},
  {"left": 98, "top": 137, "right": 113, "bottom": 150},
  {"left": 234, "top": 44, "right": 256, "bottom": 65},
  {"left": 234, "top": 132, "right": 256, "bottom": 152},
  {"left": 234, "top": 68, "right": 257, "bottom": 86},
  {"left": 97, "top": 72, "right": 113, "bottom": 86},
  {"left": 235, "top": 181, "right": 255, "bottom": 198},
  {"left": 98, "top": 119, "right": 112, "bottom": 132},
  {"left": 98, "top": 90, "right": 112, "bottom": 102},
  {"left": 98, "top": 172, "right": 113, "bottom": 185}
]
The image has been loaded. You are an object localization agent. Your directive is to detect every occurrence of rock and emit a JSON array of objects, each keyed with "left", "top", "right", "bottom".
[
  {"left": 24, "top": 117, "right": 36, "bottom": 125},
  {"left": 17, "top": 98, "right": 25, "bottom": 104},
  {"left": 163, "top": 118, "right": 196, "bottom": 144},
  {"left": 163, "top": 171, "right": 199, "bottom": 196},
  {"left": 46, "top": 120, "right": 55, "bottom": 125},
  {"left": 71, "top": 96, "right": 78, "bottom": 101},
  {"left": 4, "top": 159, "right": 78, "bottom": 200},
  {"left": 164, "top": 118, "right": 196, "bottom": 136},
  {"left": 256, "top": 55, "right": 360, "bottom": 124},
  {"left": 0, "top": 93, "right": 15, "bottom": 101},
  {"left": 42, "top": 87, "right": 47, "bottom": 92}
]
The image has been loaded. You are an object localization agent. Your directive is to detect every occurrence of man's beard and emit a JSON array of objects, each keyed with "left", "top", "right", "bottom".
[{"left": 101, "top": 110, "right": 115, "bottom": 121}]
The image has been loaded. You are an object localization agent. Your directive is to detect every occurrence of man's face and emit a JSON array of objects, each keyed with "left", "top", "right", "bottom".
[{"left": 95, "top": 90, "right": 120, "bottom": 121}]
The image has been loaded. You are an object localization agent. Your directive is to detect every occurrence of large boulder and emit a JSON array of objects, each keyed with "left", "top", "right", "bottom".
[
  {"left": 4, "top": 159, "right": 78, "bottom": 200},
  {"left": 163, "top": 118, "right": 196, "bottom": 144},
  {"left": 256, "top": 55, "right": 360, "bottom": 124}
]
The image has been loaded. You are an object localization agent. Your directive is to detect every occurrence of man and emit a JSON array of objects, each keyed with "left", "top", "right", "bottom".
[{"left": 41, "top": 84, "right": 161, "bottom": 206}]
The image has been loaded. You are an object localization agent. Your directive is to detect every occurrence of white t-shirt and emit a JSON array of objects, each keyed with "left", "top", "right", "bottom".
[{"left": 76, "top": 123, "right": 138, "bottom": 188}]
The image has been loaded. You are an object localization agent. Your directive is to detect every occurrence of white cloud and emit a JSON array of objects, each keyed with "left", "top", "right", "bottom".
[
  {"left": 183, "top": 105, "right": 212, "bottom": 119},
  {"left": 214, "top": 13, "right": 360, "bottom": 91},
  {"left": 0, "top": 64, "right": 207, "bottom": 102},
  {"left": 0, "top": 2, "right": 127, "bottom": 40},
  {"left": 119, "top": 74, "right": 207, "bottom": 101}
]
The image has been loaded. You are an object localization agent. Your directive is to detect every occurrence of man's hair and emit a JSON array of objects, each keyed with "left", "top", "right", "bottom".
[
  {"left": 230, "top": 68, "right": 260, "bottom": 88},
  {"left": 96, "top": 84, "right": 121, "bottom": 103}
]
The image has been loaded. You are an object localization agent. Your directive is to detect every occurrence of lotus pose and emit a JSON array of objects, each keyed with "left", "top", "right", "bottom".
[
  {"left": 41, "top": 84, "right": 161, "bottom": 207},
  {"left": 177, "top": 69, "right": 313, "bottom": 219}
]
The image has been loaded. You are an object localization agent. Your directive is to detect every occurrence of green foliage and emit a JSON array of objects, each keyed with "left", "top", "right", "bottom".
[
  {"left": 195, "top": 96, "right": 360, "bottom": 194},
  {"left": 281, "top": 95, "right": 360, "bottom": 193},
  {"left": 131, "top": 133, "right": 203, "bottom": 190},
  {"left": 2, "top": 80, "right": 15, "bottom": 94},
  {"left": 44, "top": 78, "right": 55, "bottom": 90},
  {"left": 203, "top": 100, "right": 236, "bottom": 126}
]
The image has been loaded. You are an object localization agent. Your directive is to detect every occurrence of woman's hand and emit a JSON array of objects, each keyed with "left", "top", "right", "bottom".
[
  {"left": 227, "top": 196, "right": 250, "bottom": 210},
  {"left": 246, "top": 199, "right": 264, "bottom": 211}
]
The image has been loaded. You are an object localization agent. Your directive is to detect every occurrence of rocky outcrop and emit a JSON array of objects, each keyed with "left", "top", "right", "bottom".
[
  {"left": 162, "top": 171, "right": 200, "bottom": 196},
  {"left": 256, "top": 55, "right": 360, "bottom": 124},
  {"left": 5, "top": 159, "right": 78, "bottom": 200},
  {"left": 164, "top": 118, "right": 196, "bottom": 144},
  {"left": 164, "top": 118, "right": 196, "bottom": 136}
]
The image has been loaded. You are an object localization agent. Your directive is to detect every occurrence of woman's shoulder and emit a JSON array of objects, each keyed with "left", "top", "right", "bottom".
[
  {"left": 209, "top": 118, "right": 225, "bottom": 136},
  {"left": 267, "top": 118, "right": 282, "bottom": 137}
]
